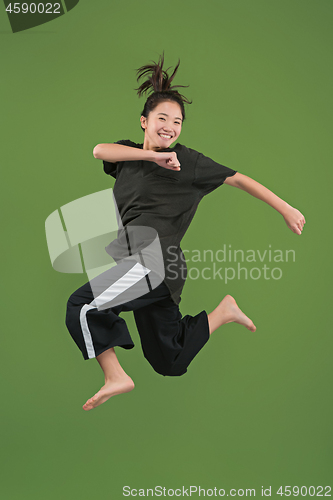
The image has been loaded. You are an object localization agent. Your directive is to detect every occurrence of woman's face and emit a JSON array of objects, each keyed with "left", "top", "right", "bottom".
[{"left": 141, "top": 101, "right": 183, "bottom": 150}]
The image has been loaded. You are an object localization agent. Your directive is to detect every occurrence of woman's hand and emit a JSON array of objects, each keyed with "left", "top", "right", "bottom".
[
  {"left": 283, "top": 206, "right": 306, "bottom": 235},
  {"left": 153, "top": 152, "right": 181, "bottom": 171},
  {"left": 224, "top": 174, "right": 306, "bottom": 235}
]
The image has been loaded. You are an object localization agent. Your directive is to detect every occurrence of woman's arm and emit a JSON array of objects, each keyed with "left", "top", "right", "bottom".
[
  {"left": 93, "top": 143, "right": 181, "bottom": 170},
  {"left": 224, "top": 172, "right": 306, "bottom": 235}
]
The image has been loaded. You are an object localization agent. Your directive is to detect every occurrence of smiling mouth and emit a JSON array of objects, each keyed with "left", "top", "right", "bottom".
[{"left": 158, "top": 133, "right": 173, "bottom": 139}]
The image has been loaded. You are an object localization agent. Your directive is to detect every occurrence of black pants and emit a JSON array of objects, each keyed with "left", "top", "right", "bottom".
[{"left": 65, "top": 261, "right": 210, "bottom": 376}]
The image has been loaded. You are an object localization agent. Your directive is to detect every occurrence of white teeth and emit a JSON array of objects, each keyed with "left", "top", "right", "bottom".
[{"left": 159, "top": 134, "right": 172, "bottom": 139}]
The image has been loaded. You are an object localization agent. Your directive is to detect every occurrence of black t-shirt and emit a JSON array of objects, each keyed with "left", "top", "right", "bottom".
[{"left": 103, "top": 140, "right": 237, "bottom": 304}]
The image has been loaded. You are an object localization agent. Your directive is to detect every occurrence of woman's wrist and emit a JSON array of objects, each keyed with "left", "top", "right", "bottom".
[
  {"left": 144, "top": 150, "right": 159, "bottom": 162},
  {"left": 94, "top": 144, "right": 155, "bottom": 163},
  {"left": 275, "top": 200, "right": 292, "bottom": 218}
]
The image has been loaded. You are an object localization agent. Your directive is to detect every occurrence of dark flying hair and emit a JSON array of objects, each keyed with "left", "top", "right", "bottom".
[{"left": 135, "top": 53, "right": 191, "bottom": 124}]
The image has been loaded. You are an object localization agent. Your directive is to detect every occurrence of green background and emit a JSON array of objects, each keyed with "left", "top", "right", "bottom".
[{"left": 1, "top": 0, "right": 332, "bottom": 498}]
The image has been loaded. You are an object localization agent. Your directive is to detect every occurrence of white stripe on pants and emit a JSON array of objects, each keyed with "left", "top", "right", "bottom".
[{"left": 79, "top": 262, "right": 151, "bottom": 359}]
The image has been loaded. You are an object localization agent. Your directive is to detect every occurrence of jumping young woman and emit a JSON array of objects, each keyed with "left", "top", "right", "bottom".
[{"left": 65, "top": 55, "right": 305, "bottom": 411}]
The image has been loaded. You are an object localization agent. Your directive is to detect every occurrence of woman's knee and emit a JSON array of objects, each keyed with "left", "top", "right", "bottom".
[
  {"left": 65, "top": 293, "right": 83, "bottom": 330},
  {"left": 152, "top": 362, "right": 187, "bottom": 377}
]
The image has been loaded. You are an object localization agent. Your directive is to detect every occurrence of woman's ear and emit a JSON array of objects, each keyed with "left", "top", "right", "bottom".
[{"left": 140, "top": 115, "right": 147, "bottom": 130}]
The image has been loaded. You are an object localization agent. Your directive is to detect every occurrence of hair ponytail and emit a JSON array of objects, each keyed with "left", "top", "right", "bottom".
[{"left": 135, "top": 53, "right": 191, "bottom": 122}]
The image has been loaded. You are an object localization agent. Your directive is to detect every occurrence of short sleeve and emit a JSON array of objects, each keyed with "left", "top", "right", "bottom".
[
  {"left": 193, "top": 151, "right": 237, "bottom": 195},
  {"left": 103, "top": 140, "right": 135, "bottom": 178}
]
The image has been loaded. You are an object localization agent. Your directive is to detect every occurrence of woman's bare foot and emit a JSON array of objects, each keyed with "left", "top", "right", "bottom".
[
  {"left": 82, "top": 347, "right": 134, "bottom": 411},
  {"left": 82, "top": 374, "right": 135, "bottom": 411},
  {"left": 208, "top": 295, "right": 256, "bottom": 334}
]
